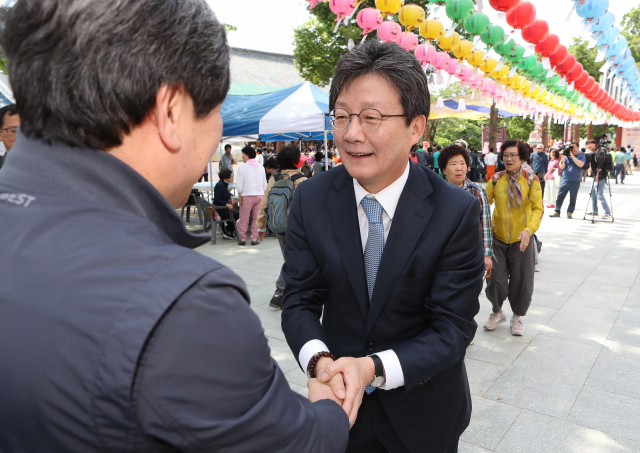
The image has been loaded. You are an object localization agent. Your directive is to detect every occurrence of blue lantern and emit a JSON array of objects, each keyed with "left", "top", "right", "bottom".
[
  {"left": 576, "top": 0, "right": 609, "bottom": 23},
  {"left": 590, "top": 11, "right": 615, "bottom": 35},
  {"left": 597, "top": 26, "right": 619, "bottom": 48}
]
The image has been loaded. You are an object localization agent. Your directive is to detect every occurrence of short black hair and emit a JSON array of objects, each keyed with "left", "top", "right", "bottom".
[
  {"left": 0, "top": 104, "right": 18, "bottom": 128},
  {"left": 500, "top": 139, "right": 530, "bottom": 165},
  {"left": 2, "top": 0, "right": 230, "bottom": 150},
  {"left": 315, "top": 151, "right": 324, "bottom": 161},
  {"left": 218, "top": 168, "right": 232, "bottom": 180},
  {"left": 436, "top": 145, "right": 442, "bottom": 151},
  {"left": 327, "top": 150, "right": 334, "bottom": 159},
  {"left": 264, "top": 157, "right": 278, "bottom": 169},
  {"left": 587, "top": 139, "right": 597, "bottom": 145},
  {"left": 277, "top": 146, "right": 301, "bottom": 170},
  {"left": 427, "top": 147, "right": 433, "bottom": 153},
  {"left": 490, "top": 147, "right": 494, "bottom": 153},
  {"left": 330, "top": 39, "right": 429, "bottom": 127},
  {"left": 438, "top": 144, "right": 470, "bottom": 169},
  {"left": 241, "top": 146, "right": 256, "bottom": 159},
  {"left": 224, "top": 144, "right": 232, "bottom": 150}
]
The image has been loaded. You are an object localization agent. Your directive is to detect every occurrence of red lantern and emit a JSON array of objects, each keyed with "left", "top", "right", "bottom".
[
  {"left": 535, "top": 33, "right": 560, "bottom": 56},
  {"left": 556, "top": 53, "right": 576, "bottom": 75},
  {"left": 488, "top": 0, "right": 521, "bottom": 12},
  {"left": 522, "top": 19, "right": 549, "bottom": 44},
  {"left": 593, "top": 88, "right": 605, "bottom": 104},
  {"left": 549, "top": 45, "right": 568, "bottom": 67},
  {"left": 566, "top": 63, "right": 583, "bottom": 82},
  {"left": 506, "top": 1, "right": 536, "bottom": 29},
  {"left": 576, "top": 74, "right": 593, "bottom": 91}
]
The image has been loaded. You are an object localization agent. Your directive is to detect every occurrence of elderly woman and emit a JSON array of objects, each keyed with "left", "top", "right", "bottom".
[
  {"left": 485, "top": 140, "right": 543, "bottom": 336},
  {"left": 439, "top": 145, "right": 493, "bottom": 276}
]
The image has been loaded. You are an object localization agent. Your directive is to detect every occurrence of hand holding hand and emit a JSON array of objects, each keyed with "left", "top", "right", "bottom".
[
  {"left": 315, "top": 356, "right": 346, "bottom": 400},
  {"left": 518, "top": 230, "right": 531, "bottom": 252},
  {"left": 319, "top": 357, "right": 375, "bottom": 427},
  {"left": 308, "top": 378, "right": 343, "bottom": 406}
]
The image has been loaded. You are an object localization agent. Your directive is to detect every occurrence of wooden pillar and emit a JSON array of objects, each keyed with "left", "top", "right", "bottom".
[
  {"left": 573, "top": 124, "right": 581, "bottom": 142},
  {"left": 616, "top": 126, "right": 623, "bottom": 148},
  {"left": 424, "top": 122, "right": 430, "bottom": 146},
  {"left": 541, "top": 115, "right": 549, "bottom": 147},
  {"left": 587, "top": 123, "right": 593, "bottom": 140},
  {"left": 488, "top": 101, "right": 498, "bottom": 152}
]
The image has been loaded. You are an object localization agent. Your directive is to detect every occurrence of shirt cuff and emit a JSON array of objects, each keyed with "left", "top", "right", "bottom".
[
  {"left": 484, "top": 248, "right": 492, "bottom": 257},
  {"left": 374, "top": 349, "right": 404, "bottom": 390},
  {"left": 299, "top": 339, "right": 330, "bottom": 379},
  {"left": 258, "top": 229, "right": 266, "bottom": 233}
]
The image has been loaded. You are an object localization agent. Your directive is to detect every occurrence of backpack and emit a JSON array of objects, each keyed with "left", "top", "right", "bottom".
[{"left": 265, "top": 173, "right": 304, "bottom": 234}]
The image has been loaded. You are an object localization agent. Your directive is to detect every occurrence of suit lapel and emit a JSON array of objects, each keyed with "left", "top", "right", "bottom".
[
  {"left": 365, "top": 164, "right": 435, "bottom": 336},
  {"left": 327, "top": 169, "right": 369, "bottom": 321}
]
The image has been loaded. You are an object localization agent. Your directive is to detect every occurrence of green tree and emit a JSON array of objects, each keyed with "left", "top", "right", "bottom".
[
  {"left": 294, "top": 1, "right": 476, "bottom": 87},
  {"left": 621, "top": 6, "right": 640, "bottom": 70},
  {"left": 503, "top": 116, "right": 534, "bottom": 141},
  {"left": 223, "top": 23, "right": 237, "bottom": 32},
  {"left": 568, "top": 37, "right": 600, "bottom": 81}
]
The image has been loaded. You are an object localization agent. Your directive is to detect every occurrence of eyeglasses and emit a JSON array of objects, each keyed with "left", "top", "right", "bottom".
[
  {"left": 327, "top": 108, "right": 406, "bottom": 131},
  {"left": 1, "top": 126, "right": 18, "bottom": 136},
  {"left": 503, "top": 153, "right": 520, "bottom": 160}
]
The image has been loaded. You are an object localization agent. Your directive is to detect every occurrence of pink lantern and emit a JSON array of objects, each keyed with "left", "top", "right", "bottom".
[
  {"left": 444, "top": 58, "right": 459, "bottom": 75},
  {"left": 377, "top": 20, "right": 402, "bottom": 43},
  {"left": 470, "top": 73, "right": 484, "bottom": 89},
  {"left": 456, "top": 66, "right": 473, "bottom": 84},
  {"left": 431, "top": 51, "right": 451, "bottom": 70},
  {"left": 482, "top": 78, "right": 496, "bottom": 96},
  {"left": 356, "top": 8, "right": 383, "bottom": 35},
  {"left": 329, "top": 0, "right": 357, "bottom": 22},
  {"left": 309, "top": 0, "right": 324, "bottom": 7},
  {"left": 399, "top": 32, "right": 419, "bottom": 51},
  {"left": 415, "top": 44, "right": 436, "bottom": 67}
]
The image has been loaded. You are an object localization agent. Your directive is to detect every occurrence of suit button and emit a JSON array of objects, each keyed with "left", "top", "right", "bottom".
[{"left": 366, "top": 342, "right": 374, "bottom": 351}]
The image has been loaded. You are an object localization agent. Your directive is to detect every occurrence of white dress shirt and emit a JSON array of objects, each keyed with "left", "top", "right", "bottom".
[
  {"left": 299, "top": 161, "right": 410, "bottom": 390},
  {"left": 236, "top": 160, "right": 267, "bottom": 196},
  {"left": 484, "top": 153, "right": 498, "bottom": 166}
]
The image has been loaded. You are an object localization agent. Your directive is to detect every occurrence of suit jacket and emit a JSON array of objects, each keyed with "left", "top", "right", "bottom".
[{"left": 282, "top": 163, "right": 484, "bottom": 453}]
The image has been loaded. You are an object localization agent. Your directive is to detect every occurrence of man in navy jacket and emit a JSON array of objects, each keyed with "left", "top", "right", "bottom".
[
  {"left": 282, "top": 40, "right": 484, "bottom": 453},
  {"left": 0, "top": 0, "right": 348, "bottom": 451}
]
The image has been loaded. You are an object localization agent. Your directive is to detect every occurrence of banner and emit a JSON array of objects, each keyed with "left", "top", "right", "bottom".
[{"left": 623, "top": 127, "right": 640, "bottom": 156}]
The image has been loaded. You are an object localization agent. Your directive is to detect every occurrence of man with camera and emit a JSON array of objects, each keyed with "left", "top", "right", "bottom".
[
  {"left": 586, "top": 140, "right": 613, "bottom": 220},
  {"left": 549, "top": 142, "right": 586, "bottom": 219}
]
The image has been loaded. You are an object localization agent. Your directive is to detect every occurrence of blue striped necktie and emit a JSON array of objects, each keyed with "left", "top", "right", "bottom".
[{"left": 361, "top": 196, "right": 385, "bottom": 394}]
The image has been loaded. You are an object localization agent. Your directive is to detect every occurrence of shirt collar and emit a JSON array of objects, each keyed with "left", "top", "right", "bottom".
[
  {"left": 353, "top": 161, "right": 410, "bottom": 220},
  {"left": 462, "top": 178, "right": 470, "bottom": 190}
]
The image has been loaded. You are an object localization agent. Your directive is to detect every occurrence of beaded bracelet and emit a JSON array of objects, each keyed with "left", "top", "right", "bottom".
[{"left": 307, "top": 351, "right": 336, "bottom": 378}]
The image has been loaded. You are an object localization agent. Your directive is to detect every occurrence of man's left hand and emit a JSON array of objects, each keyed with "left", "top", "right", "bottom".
[
  {"left": 518, "top": 230, "right": 531, "bottom": 252},
  {"left": 319, "top": 357, "right": 375, "bottom": 427}
]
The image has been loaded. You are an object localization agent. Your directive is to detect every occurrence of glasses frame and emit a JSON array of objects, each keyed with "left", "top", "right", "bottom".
[
  {"left": 327, "top": 108, "right": 407, "bottom": 132},
  {"left": 1, "top": 127, "right": 18, "bottom": 136}
]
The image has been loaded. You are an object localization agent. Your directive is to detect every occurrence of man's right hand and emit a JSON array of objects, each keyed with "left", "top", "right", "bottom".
[
  {"left": 307, "top": 378, "right": 343, "bottom": 406},
  {"left": 315, "top": 356, "right": 346, "bottom": 401}
]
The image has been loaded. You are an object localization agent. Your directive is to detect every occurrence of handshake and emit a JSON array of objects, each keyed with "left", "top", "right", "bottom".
[{"left": 306, "top": 356, "right": 376, "bottom": 428}]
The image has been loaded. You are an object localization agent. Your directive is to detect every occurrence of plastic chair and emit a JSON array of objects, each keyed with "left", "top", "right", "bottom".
[
  {"left": 181, "top": 191, "right": 203, "bottom": 225},
  {"left": 197, "top": 197, "right": 239, "bottom": 245}
]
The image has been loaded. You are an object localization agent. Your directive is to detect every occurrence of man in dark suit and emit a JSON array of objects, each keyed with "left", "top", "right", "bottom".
[{"left": 282, "top": 40, "right": 484, "bottom": 453}]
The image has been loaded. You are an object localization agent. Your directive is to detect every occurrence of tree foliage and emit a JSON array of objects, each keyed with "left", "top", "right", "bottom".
[
  {"left": 621, "top": 6, "right": 640, "bottom": 70},
  {"left": 223, "top": 23, "right": 237, "bottom": 32},
  {"left": 568, "top": 37, "right": 600, "bottom": 81},
  {"left": 503, "top": 117, "right": 535, "bottom": 141},
  {"left": 293, "top": 1, "right": 475, "bottom": 87}
]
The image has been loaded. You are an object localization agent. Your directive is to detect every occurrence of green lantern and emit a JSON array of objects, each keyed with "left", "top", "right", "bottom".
[
  {"left": 547, "top": 74, "right": 561, "bottom": 88},
  {"left": 517, "top": 55, "right": 537, "bottom": 72},
  {"left": 480, "top": 25, "right": 505, "bottom": 48},
  {"left": 507, "top": 45, "right": 526, "bottom": 63},
  {"left": 536, "top": 68, "right": 549, "bottom": 82},
  {"left": 494, "top": 38, "right": 517, "bottom": 57},
  {"left": 528, "top": 62, "right": 545, "bottom": 79},
  {"left": 463, "top": 13, "right": 491, "bottom": 37},
  {"left": 445, "top": 0, "right": 475, "bottom": 22}
]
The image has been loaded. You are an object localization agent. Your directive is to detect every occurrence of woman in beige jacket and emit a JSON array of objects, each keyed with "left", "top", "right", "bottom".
[{"left": 257, "top": 146, "right": 308, "bottom": 309}]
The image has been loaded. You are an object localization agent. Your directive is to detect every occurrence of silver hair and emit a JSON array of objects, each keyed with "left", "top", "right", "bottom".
[
  {"left": 2, "top": 0, "right": 229, "bottom": 149},
  {"left": 329, "top": 40, "right": 430, "bottom": 126}
]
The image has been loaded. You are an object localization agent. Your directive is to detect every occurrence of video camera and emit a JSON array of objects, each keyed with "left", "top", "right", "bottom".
[
  {"left": 562, "top": 144, "right": 574, "bottom": 157},
  {"left": 598, "top": 134, "right": 612, "bottom": 151}
]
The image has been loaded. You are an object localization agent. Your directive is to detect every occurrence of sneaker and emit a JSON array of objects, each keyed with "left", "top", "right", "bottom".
[
  {"left": 484, "top": 312, "right": 506, "bottom": 331},
  {"left": 536, "top": 240, "right": 542, "bottom": 254},
  {"left": 269, "top": 294, "right": 283, "bottom": 309},
  {"left": 567, "top": 213, "right": 572, "bottom": 219},
  {"left": 549, "top": 212, "right": 560, "bottom": 218},
  {"left": 251, "top": 241, "right": 260, "bottom": 246},
  {"left": 586, "top": 212, "right": 598, "bottom": 216},
  {"left": 602, "top": 214, "right": 612, "bottom": 220},
  {"left": 511, "top": 317, "right": 524, "bottom": 336},
  {"left": 222, "top": 233, "right": 235, "bottom": 240},
  {"left": 535, "top": 264, "right": 540, "bottom": 272},
  {"left": 238, "top": 241, "right": 246, "bottom": 246}
]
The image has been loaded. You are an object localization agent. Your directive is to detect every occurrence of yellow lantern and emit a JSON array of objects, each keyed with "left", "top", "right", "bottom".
[
  {"left": 376, "top": 0, "right": 404, "bottom": 17},
  {"left": 465, "top": 49, "right": 485, "bottom": 68},
  {"left": 419, "top": 19, "right": 444, "bottom": 41},
  {"left": 438, "top": 31, "right": 461, "bottom": 51},
  {"left": 491, "top": 66, "right": 510, "bottom": 82},
  {"left": 479, "top": 57, "right": 498, "bottom": 75},
  {"left": 505, "top": 73, "right": 520, "bottom": 88},
  {"left": 399, "top": 4, "right": 425, "bottom": 30},
  {"left": 452, "top": 39, "right": 473, "bottom": 60},
  {"left": 520, "top": 80, "right": 532, "bottom": 95}
]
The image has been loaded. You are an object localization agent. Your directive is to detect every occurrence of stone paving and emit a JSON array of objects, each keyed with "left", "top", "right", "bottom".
[{"left": 192, "top": 172, "right": 640, "bottom": 453}]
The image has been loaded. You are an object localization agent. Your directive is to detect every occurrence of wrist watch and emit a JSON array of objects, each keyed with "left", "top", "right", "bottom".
[{"left": 368, "top": 354, "right": 385, "bottom": 388}]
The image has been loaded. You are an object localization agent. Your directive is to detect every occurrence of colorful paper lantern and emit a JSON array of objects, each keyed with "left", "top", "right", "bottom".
[
  {"left": 445, "top": 0, "right": 475, "bottom": 23},
  {"left": 576, "top": 0, "right": 609, "bottom": 24},
  {"left": 479, "top": 57, "right": 498, "bottom": 74},
  {"left": 356, "top": 8, "right": 383, "bottom": 35},
  {"left": 453, "top": 39, "right": 474, "bottom": 60},
  {"left": 521, "top": 19, "right": 549, "bottom": 44},
  {"left": 329, "top": 0, "right": 357, "bottom": 22},
  {"left": 431, "top": 51, "right": 451, "bottom": 70},
  {"left": 566, "top": 62, "right": 584, "bottom": 82},
  {"left": 556, "top": 53, "right": 576, "bottom": 75},
  {"left": 375, "top": 0, "right": 404, "bottom": 17},
  {"left": 463, "top": 13, "right": 491, "bottom": 37},
  {"left": 505, "top": 1, "right": 536, "bottom": 30},
  {"left": 590, "top": 11, "right": 615, "bottom": 36},
  {"left": 528, "top": 62, "right": 545, "bottom": 78},
  {"left": 419, "top": 19, "right": 444, "bottom": 41},
  {"left": 399, "top": 31, "right": 419, "bottom": 51},
  {"left": 377, "top": 20, "right": 402, "bottom": 43},
  {"left": 494, "top": 38, "right": 517, "bottom": 57},
  {"left": 415, "top": 43, "right": 437, "bottom": 67},
  {"left": 399, "top": 4, "right": 425, "bottom": 30},
  {"left": 549, "top": 45, "right": 568, "bottom": 67},
  {"left": 438, "top": 31, "right": 461, "bottom": 51},
  {"left": 535, "top": 34, "right": 560, "bottom": 57},
  {"left": 480, "top": 25, "right": 506, "bottom": 48},
  {"left": 444, "top": 58, "right": 460, "bottom": 75},
  {"left": 505, "top": 44, "right": 526, "bottom": 63},
  {"left": 466, "top": 49, "right": 485, "bottom": 68},
  {"left": 488, "top": 0, "right": 520, "bottom": 12}
]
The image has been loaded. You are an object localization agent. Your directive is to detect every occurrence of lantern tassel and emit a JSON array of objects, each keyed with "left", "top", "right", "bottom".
[
  {"left": 457, "top": 60, "right": 464, "bottom": 73},
  {"left": 436, "top": 71, "right": 444, "bottom": 84},
  {"left": 541, "top": 57, "right": 551, "bottom": 70},
  {"left": 495, "top": 59, "right": 504, "bottom": 72},
  {"left": 444, "top": 23, "right": 459, "bottom": 38},
  {"left": 361, "top": 33, "right": 368, "bottom": 43},
  {"left": 477, "top": 0, "right": 483, "bottom": 13},
  {"left": 471, "top": 89, "right": 476, "bottom": 100},
  {"left": 530, "top": 80, "right": 536, "bottom": 92},
  {"left": 587, "top": 39, "right": 597, "bottom": 50},
  {"left": 509, "top": 66, "right": 518, "bottom": 78},
  {"left": 497, "top": 12, "right": 506, "bottom": 21},
  {"left": 595, "top": 51, "right": 605, "bottom": 63},
  {"left": 565, "top": 2, "right": 576, "bottom": 22},
  {"left": 333, "top": 19, "right": 341, "bottom": 33}
]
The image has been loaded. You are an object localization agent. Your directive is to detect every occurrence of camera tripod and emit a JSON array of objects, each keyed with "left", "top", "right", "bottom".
[{"left": 582, "top": 176, "right": 615, "bottom": 224}]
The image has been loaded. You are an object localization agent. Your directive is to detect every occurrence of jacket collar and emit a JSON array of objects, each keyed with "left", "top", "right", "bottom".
[{"left": 0, "top": 132, "right": 210, "bottom": 249}]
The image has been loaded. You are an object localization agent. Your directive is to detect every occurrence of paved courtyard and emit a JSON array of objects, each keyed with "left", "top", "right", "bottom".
[{"left": 192, "top": 172, "right": 640, "bottom": 453}]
